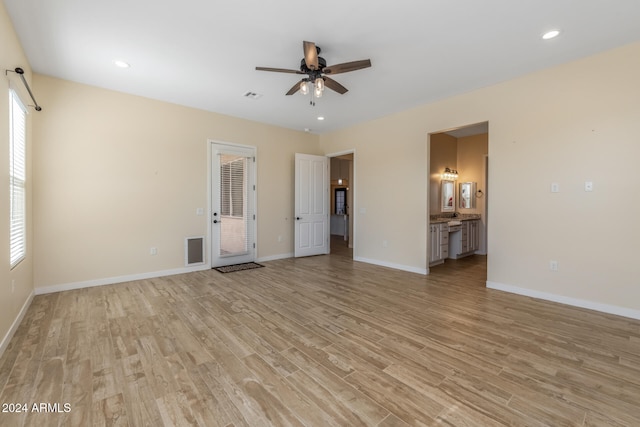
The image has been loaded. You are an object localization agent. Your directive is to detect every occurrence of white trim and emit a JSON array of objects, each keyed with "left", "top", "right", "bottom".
[
  {"left": 257, "top": 252, "right": 294, "bottom": 262},
  {"left": 325, "top": 149, "right": 355, "bottom": 158},
  {"left": 354, "top": 256, "right": 428, "bottom": 275},
  {"left": 486, "top": 281, "right": 640, "bottom": 321},
  {"left": 35, "top": 265, "right": 211, "bottom": 296},
  {"left": 0, "top": 291, "right": 34, "bottom": 358}
]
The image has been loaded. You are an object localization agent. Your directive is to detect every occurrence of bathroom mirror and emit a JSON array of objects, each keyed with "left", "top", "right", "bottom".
[
  {"left": 459, "top": 182, "right": 476, "bottom": 209},
  {"left": 441, "top": 180, "right": 455, "bottom": 212}
]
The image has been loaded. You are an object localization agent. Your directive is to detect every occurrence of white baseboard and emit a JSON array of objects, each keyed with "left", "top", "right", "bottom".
[
  {"left": 35, "top": 265, "right": 211, "bottom": 296},
  {"left": 0, "top": 291, "right": 35, "bottom": 358},
  {"left": 354, "top": 256, "right": 428, "bottom": 275},
  {"left": 257, "top": 253, "right": 293, "bottom": 262},
  {"left": 486, "top": 281, "right": 640, "bottom": 321}
]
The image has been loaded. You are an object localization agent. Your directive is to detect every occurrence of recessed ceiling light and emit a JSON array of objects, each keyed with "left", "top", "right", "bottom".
[
  {"left": 317, "top": 116, "right": 325, "bottom": 121},
  {"left": 542, "top": 30, "right": 560, "bottom": 40},
  {"left": 114, "top": 60, "right": 131, "bottom": 68}
]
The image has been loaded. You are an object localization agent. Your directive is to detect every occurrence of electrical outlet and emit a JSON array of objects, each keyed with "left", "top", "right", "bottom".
[
  {"left": 550, "top": 260, "right": 558, "bottom": 271},
  {"left": 150, "top": 247, "right": 158, "bottom": 256},
  {"left": 383, "top": 240, "right": 388, "bottom": 248},
  {"left": 277, "top": 235, "right": 283, "bottom": 242},
  {"left": 584, "top": 181, "right": 593, "bottom": 192},
  {"left": 550, "top": 183, "right": 560, "bottom": 193}
]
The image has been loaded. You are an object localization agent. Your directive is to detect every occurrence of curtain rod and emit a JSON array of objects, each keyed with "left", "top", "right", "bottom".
[{"left": 5, "top": 67, "right": 42, "bottom": 111}]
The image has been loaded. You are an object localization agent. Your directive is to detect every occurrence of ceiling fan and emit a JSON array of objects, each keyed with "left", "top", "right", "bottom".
[{"left": 256, "top": 41, "right": 371, "bottom": 101}]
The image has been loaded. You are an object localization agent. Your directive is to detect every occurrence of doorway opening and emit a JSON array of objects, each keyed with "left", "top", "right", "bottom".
[
  {"left": 427, "top": 122, "right": 488, "bottom": 279},
  {"left": 328, "top": 151, "right": 354, "bottom": 259}
]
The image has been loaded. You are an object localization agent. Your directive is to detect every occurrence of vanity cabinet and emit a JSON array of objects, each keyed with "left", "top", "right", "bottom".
[
  {"left": 450, "top": 219, "right": 480, "bottom": 258},
  {"left": 429, "top": 223, "right": 449, "bottom": 266}
]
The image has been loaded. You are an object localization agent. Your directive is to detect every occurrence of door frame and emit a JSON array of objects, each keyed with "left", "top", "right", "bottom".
[
  {"left": 208, "top": 140, "right": 257, "bottom": 267},
  {"left": 426, "top": 122, "right": 489, "bottom": 273},
  {"left": 326, "top": 149, "right": 356, "bottom": 254}
]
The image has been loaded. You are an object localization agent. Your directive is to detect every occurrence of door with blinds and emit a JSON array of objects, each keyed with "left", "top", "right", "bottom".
[{"left": 211, "top": 143, "right": 256, "bottom": 267}]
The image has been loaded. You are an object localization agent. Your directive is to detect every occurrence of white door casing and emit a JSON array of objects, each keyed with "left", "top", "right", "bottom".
[{"left": 294, "top": 153, "right": 329, "bottom": 257}]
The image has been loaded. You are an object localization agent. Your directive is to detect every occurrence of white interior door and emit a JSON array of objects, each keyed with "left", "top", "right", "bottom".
[
  {"left": 295, "top": 153, "right": 329, "bottom": 257},
  {"left": 211, "top": 143, "right": 256, "bottom": 267}
]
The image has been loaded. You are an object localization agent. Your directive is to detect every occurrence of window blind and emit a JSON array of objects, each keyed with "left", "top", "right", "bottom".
[
  {"left": 220, "top": 157, "right": 246, "bottom": 218},
  {"left": 219, "top": 154, "right": 248, "bottom": 256},
  {"left": 9, "top": 90, "right": 27, "bottom": 268}
]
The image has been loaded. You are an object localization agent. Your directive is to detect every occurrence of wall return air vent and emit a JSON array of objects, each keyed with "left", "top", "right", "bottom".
[{"left": 185, "top": 236, "right": 205, "bottom": 266}]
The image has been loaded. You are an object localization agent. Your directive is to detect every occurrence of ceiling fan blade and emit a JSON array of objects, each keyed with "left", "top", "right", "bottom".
[
  {"left": 286, "top": 79, "right": 305, "bottom": 96},
  {"left": 303, "top": 41, "right": 319, "bottom": 70},
  {"left": 323, "top": 76, "right": 348, "bottom": 94},
  {"left": 323, "top": 59, "right": 371, "bottom": 75},
  {"left": 256, "top": 67, "right": 304, "bottom": 74}
]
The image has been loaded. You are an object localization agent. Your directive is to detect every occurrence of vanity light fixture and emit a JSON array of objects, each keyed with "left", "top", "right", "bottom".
[{"left": 442, "top": 167, "right": 458, "bottom": 181}]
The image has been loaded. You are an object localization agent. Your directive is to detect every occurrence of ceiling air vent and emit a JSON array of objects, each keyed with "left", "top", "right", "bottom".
[{"left": 243, "top": 91, "right": 262, "bottom": 100}]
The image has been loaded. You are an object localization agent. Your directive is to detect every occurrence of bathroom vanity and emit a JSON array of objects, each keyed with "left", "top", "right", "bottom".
[{"left": 429, "top": 215, "right": 481, "bottom": 266}]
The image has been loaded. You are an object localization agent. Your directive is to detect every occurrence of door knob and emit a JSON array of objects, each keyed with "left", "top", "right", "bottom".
[
  {"left": 213, "top": 219, "right": 220, "bottom": 224},
  {"left": 296, "top": 217, "right": 301, "bottom": 220}
]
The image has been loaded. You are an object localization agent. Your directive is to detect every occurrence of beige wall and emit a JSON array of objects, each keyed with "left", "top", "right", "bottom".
[
  {"left": 0, "top": 2, "right": 35, "bottom": 352},
  {"left": 320, "top": 42, "right": 640, "bottom": 313},
  {"left": 457, "top": 133, "right": 488, "bottom": 253},
  {"left": 320, "top": 117, "right": 430, "bottom": 273},
  {"left": 32, "top": 75, "right": 320, "bottom": 289},
  {"left": 457, "top": 133, "right": 487, "bottom": 214},
  {"left": 429, "top": 133, "right": 458, "bottom": 215}
]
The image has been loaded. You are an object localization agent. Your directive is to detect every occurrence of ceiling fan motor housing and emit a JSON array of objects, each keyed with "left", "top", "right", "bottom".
[{"left": 300, "top": 56, "right": 327, "bottom": 80}]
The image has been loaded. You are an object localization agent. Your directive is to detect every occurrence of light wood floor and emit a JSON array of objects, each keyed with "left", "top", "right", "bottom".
[{"left": 1, "top": 254, "right": 639, "bottom": 426}]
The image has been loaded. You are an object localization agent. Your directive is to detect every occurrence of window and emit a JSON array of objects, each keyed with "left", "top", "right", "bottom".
[
  {"left": 335, "top": 188, "right": 347, "bottom": 214},
  {"left": 9, "top": 90, "right": 27, "bottom": 268}
]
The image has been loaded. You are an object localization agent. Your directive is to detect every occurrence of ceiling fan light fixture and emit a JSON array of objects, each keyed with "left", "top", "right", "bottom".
[
  {"left": 314, "top": 78, "right": 325, "bottom": 98},
  {"left": 300, "top": 81, "right": 309, "bottom": 95}
]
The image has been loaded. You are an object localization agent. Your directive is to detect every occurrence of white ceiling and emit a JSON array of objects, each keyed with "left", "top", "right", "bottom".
[{"left": 5, "top": 0, "right": 640, "bottom": 134}]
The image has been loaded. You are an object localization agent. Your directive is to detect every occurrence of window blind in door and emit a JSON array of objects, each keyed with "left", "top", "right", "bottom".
[{"left": 219, "top": 154, "right": 248, "bottom": 256}]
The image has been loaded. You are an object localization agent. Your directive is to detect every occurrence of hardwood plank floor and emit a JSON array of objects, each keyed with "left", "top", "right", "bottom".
[{"left": 1, "top": 253, "right": 639, "bottom": 426}]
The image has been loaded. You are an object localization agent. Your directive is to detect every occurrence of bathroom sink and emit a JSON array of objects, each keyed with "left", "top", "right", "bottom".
[{"left": 447, "top": 220, "right": 462, "bottom": 226}]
